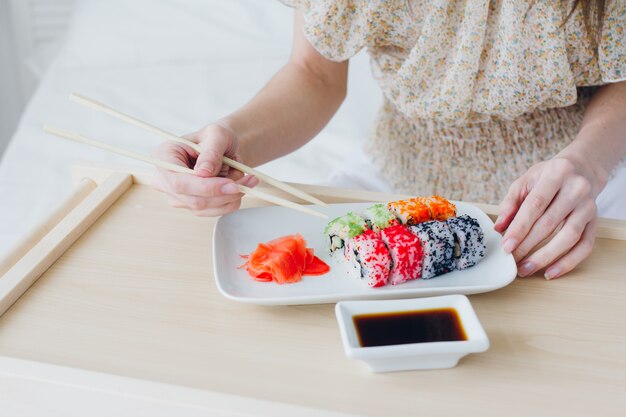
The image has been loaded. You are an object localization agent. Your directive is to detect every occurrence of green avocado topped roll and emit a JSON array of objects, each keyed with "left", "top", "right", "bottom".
[{"left": 324, "top": 212, "right": 367, "bottom": 258}]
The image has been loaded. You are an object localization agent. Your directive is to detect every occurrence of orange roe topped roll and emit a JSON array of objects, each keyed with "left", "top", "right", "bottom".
[
  {"left": 387, "top": 198, "right": 430, "bottom": 226},
  {"left": 388, "top": 196, "right": 456, "bottom": 225},
  {"left": 424, "top": 195, "right": 457, "bottom": 221}
]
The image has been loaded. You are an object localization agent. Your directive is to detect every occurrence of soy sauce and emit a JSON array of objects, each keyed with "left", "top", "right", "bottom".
[{"left": 353, "top": 308, "right": 467, "bottom": 347}]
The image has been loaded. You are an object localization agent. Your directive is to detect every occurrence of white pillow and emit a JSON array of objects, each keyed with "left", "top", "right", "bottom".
[{"left": 59, "top": 0, "right": 293, "bottom": 68}]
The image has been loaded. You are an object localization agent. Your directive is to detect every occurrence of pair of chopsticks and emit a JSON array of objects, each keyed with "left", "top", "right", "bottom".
[{"left": 44, "top": 93, "right": 328, "bottom": 219}]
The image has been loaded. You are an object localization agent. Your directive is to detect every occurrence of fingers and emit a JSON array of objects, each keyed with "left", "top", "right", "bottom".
[
  {"left": 151, "top": 125, "right": 253, "bottom": 217},
  {"left": 224, "top": 155, "right": 247, "bottom": 182},
  {"left": 167, "top": 175, "right": 257, "bottom": 209},
  {"left": 194, "top": 125, "right": 239, "bottom": 177},
  {"left": 155, "top": 125, "right": 240, "bottom": 179},
  {"left": 544, "top": 218, "right": 597, "bottom": 280},
  {"left": 239, "top": 173, "right": 259, "bottom": 188},
  {"left": 516, "top": 202, "right": 596, "bottom": 278},
  {"left": 496, "top": 158, "right": 598, "bottom": 279},
  {"left": 500, "top": 174, "right": 562, "bottom": 254},
  {"left": 152, "top": 141, "right": 248, "bottom": 197},
  {"left": 153, "top": 169, "right": 241, "bottom": 197},
  {"left": 162, "top": 174, "right": 258, "bottom": 216},
  {"left": 494, "top": 178, "right": 525, "bottom": 233},
  {"left": 153, "top": 137, "right": 199, "bottom": 165},
  {"left": 512, "top": 176, "right": 592, "bottom": 262}
]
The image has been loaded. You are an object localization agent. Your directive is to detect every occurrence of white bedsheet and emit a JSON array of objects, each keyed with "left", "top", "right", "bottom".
[
  {"left": 0, "top": 0, "right": 623, "bottom": 259},
  {"left": 0, "top": 0, "right": 382, "bottom": 257}
]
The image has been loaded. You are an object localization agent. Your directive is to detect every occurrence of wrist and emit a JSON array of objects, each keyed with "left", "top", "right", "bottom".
[{"left": 213, "top": 117, "right": 238, "bottom": 138}]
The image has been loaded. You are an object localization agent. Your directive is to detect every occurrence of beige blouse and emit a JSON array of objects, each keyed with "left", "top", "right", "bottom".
[{"left": 281, "top": 0, "right": 626, "bottom": 203}]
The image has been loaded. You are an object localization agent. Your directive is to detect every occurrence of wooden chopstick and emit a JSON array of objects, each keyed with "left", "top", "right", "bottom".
[
  {"left": 43, "top": 125, "right": 328, "bottom": 219},
  {"left": 69, "top": 93, "right": 329, "bottom": 207}
]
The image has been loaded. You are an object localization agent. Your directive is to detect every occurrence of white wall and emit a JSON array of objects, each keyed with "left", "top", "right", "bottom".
[{"left": 0, "top": 0, "right": 25, "bottom": 158}]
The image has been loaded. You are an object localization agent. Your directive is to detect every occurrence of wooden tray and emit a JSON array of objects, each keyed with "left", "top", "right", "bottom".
[{"left": 1, "top": 166, "right": 625, "bottom": 417}]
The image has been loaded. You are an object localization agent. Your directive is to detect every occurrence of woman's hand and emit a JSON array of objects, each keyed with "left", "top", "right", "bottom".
[
  {"left": 152, "top": 124, "right": 259, "bottom": 216},
  {"left": 494, "top": 156, "right": 601, "bottom": 280}
]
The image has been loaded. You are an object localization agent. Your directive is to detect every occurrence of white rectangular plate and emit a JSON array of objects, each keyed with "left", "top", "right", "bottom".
[{"left": 213, "top": 202, "right": 517, "bottom": 305}]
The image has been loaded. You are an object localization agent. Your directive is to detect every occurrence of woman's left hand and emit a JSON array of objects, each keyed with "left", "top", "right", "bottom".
[{"left": 494, "top": 157, "right": 600, "bottom": 280}]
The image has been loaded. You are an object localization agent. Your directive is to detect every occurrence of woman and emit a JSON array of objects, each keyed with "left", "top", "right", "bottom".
[{"left": 152, "top": 0, "right": 626, "bottom": 279}]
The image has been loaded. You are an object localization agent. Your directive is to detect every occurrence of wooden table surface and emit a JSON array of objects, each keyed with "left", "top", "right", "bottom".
[{"left": 0, "top": 174, "right": 625, "bottom": 417}]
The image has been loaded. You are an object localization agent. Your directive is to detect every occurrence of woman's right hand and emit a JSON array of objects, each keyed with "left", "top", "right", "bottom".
[{"left": 152, "top": 124, "right": 259, "bottom": 216}]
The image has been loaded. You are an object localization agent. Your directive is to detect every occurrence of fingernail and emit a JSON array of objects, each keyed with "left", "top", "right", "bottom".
[
  {"left": 518, "top": 261, "right": 535, "bottom": 277},
  {"left": 494, "top": 215, "right": 503, "bottom": 225},
  {"left": 544, "top": 266, "right": 560, "bottom": 280},
  {"left": 502, "top": 238, "right": 517, "bottom": 254},
  {"left": 221, "top": 183, "right": 239, "bottom": 194},
  {"left": 248, "top": 176, "right": 260, "bottom": 187}
]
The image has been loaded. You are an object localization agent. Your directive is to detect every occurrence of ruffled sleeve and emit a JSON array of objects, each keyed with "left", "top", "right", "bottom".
[
  {"left": 279, "top": 0, "right": 414, "bottom": 62},
  {"left": 600, "top": 2, "right": 626, "bottom": 82},
  {"left": 565, "top": 0, "right": 626, "bottom": 84},
  {"left": 371, "top": 0, "right": 586, "bottom": 123},
  {"left": 371, "top": 0, "right": 626, "bottom": 123},
  {"left": 279, "top": 0, "right": 626, "bottom": 124}
]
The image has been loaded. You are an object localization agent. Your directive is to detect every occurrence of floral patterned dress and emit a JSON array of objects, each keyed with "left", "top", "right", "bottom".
[{"left": 280, "top": 0, "right": 626, "bottom": 203}]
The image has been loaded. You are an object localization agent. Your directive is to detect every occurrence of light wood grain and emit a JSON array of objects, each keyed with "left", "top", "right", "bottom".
[
  {"left": 0, "top": 177, "right": 625, "bottom": 416},
  {"left": 0, "top": 178, "right": 97, "bottom": 277},
  {"left": 0, "top": 356, "right": 357, "bottom": 417},
  {"left": 0, "top": 173, "right": 132, "bottom": 316}
]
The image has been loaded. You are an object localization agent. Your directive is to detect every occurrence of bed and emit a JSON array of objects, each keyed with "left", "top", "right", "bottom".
[
  {"left": 0, "top": 0, "right": 623, "bottom": 259},
  {"left": 0, "top": 0, "right": 385, "bottom": 257}
]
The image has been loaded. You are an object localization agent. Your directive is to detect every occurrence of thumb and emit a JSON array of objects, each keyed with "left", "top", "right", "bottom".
[
  {"left": 192, "top": 125, "right": 238, "bottom": 178},
  {"left": 194, "top": 150, "right": 224, "bottom": 178}
]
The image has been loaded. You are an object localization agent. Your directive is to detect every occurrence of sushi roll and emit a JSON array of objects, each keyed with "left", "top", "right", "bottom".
[
  {"left": 324, "top": 212, "right": 368, "bottom": 259},
  {"left": 387, "top": 198, "right": 431, "bottom": 226},
  {"left": 409, "top": 220, "right": 455, "bottom": 279},
  {"left": 380, "top": 224, "right": 423, "bottom": 285},
  {"left": 446, "top": 215, "right": 486, "bottom": 270},
  {"left": 346, "top": 230, "right": 391, "bottom": 288},
  {"left": 360, "top": 203, "right": 399, "bottom": 233},
  {"left": 423, "top": 196, "right": 457, "bottom": 221}
]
